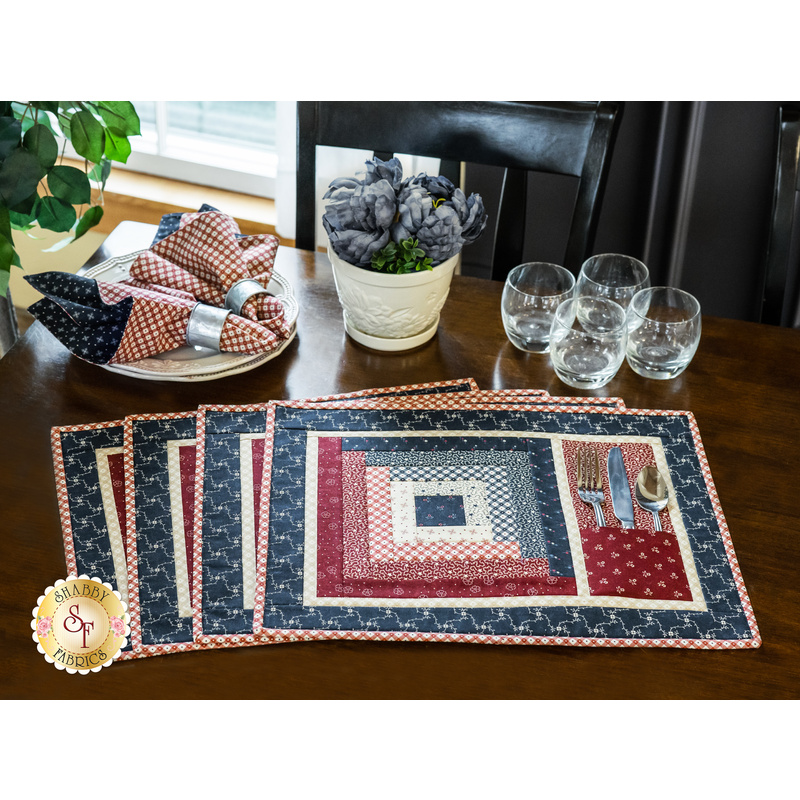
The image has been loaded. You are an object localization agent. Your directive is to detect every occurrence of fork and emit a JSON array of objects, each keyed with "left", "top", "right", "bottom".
[{"left": 576, "top": 447, "right": 606, "bottom": 526}]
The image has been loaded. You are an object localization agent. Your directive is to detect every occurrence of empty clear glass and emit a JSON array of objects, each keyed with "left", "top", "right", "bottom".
[
  {"left": 501, "top": 263, "right": 575, "bottom": 353},
  {"left": 549, "top": 297, "right": 628, "bottom": 388},
  {"left": 626, "top": 287, "right": 701, "bottom": 379},
  {"left": 576, "top": 253, "right": 650, "bottom": 311}
]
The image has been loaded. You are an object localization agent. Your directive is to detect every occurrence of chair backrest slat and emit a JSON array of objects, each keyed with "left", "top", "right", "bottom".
[
  {"left": 296, "top": 101, "right": 622, "bottom": 280},
  {"left": 759, "top": 106, "right": 800, "bottom": 326}
]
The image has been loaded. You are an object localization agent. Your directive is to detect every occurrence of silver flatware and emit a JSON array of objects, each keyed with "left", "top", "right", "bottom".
[
  {"left": 608, "top": 446, "right": 635, "bottom": 529},
  {"left": 635, "top": 465, "right": 668, "bottom": 531},
  {"left": 576, "top": 447, "right": 606, "bottom": 526}
]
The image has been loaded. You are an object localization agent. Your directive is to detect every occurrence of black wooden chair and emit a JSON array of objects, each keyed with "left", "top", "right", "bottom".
[
  {"left": 757, "top": 106, "right": 800, "bottom": 327},
  {"left": 295, "top": 101, "right": 623, "bottom": 281}
]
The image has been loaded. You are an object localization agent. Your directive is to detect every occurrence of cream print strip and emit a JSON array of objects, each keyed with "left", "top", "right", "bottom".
[
  {"left": 389, "top": 479, "right": 494, "bottom": 543},
  {"left": 239, "top": 433, "right": 263, "bottom": 611},
  {"left": 167, "top": 439, "right": 194, "bottom": 618},
  {"left": 95, "top": 446, "right": 128, "bottom": 606}
]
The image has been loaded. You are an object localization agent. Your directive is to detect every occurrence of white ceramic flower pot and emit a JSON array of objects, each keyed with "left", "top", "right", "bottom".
[{"left": 327, "top": 245, "right": 459, "bottom": 351}]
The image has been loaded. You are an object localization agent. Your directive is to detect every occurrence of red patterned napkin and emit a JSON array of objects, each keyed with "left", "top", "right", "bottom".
[
  {"left": 128, "top": 210, "right": 290, "bottom": 337},
  {"left": 26, "top": 272, "right": 287, "bottom": 365}
]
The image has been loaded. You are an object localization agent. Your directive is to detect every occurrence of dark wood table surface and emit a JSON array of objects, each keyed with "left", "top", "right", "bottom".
[{"left": 3, "top": 221, "right": 799, "bottom": 699}]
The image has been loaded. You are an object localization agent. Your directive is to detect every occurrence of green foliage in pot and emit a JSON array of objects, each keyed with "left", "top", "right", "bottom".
[
  {"left": 0, "top": 101, "right": 141, "bottom": 296},
  {"left": 370, "top": 238, "right": 433, "bottom": 274}
]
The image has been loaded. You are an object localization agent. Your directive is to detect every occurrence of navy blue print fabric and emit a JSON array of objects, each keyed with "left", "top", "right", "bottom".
[
  {"left": 152, "top": 204, "right": 220, "bottom": 244},
  {"left": 59, "top": 426, "right": 122, "bottom": 586},
  {"left": 26, "top": 273, "right": 131, "bottom": 364},
  {"left": 132, "top": 416, "right": 196, "bottom": 646},
  {"left": 260, "top": 405, "right": 756, "bottom": 643},
  {"left": 414, "top": 494, "right": 466, "bottom": 526},
  {"left": 200, "top": 408, "right": 267, "bottom": 635}
]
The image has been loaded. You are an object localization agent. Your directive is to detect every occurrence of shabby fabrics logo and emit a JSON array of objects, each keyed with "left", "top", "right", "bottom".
[{"left": 32, "top": 575, "right": 130, "bottom": 674}]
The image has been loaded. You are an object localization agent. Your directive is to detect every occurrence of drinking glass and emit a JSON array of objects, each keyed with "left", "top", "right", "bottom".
[
  {"left": 626, "top": 287, "right": 701, "bottom": 379},
  {"left": 501, "top": 263, "right": 575, "bottom": 353},
  {"left": 549, "top": 296, "right": 627, "bottom": 388},
  {"left": 576, "top": 253, "right": 650, "bottom": 310}
]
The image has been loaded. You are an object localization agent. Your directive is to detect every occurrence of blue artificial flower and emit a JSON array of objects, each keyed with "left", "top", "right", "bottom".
[
  {"left": 362, "top": 157, "right": 404, "bottom": 189},
  {"left": 391, "top": 174, "right": 488, "bottom": 264},
  {"left": 322, "top": 156, "right": 488, "bottom": 269}
]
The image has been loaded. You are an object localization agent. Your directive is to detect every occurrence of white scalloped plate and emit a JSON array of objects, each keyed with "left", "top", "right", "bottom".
[{"left": 81, "top": 252, "right": 298, "bottom": 381}]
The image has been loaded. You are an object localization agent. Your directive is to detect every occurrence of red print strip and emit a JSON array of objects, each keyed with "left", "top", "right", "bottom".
[
  {"left": 107, "top": 451, "right": 128, "bottom": 552},
  {"left": 315, "top": 437, "right": 576, "bottom": 599}
]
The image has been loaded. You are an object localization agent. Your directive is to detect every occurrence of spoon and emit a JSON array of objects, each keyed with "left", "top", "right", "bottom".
[{"left": 635, "top": 465, "right": 668, "bottom": 530}]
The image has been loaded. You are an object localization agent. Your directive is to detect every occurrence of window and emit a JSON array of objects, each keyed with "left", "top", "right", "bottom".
[{"left": 121, "top": 101, "right": 278, "bottom": 198}]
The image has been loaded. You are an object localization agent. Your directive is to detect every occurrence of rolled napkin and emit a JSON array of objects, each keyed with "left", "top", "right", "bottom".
[
  {"left": 25, "top": 271, "right": 287, "bottom": 365},
  {"left": 128, "top": 210, "right": 290, "bottom": 337}
]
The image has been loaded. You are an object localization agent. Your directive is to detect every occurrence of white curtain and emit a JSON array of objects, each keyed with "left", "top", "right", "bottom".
[{"left": 275, "top": 101, "right": 441, "bottom": 248}]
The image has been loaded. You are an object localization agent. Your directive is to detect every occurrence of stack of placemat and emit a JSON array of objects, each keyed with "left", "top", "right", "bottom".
[{"left": 50, "top": 379, "right": 760, "bottom": 658}]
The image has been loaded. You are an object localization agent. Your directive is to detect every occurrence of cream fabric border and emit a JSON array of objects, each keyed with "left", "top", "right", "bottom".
[
  {"left": 95, "top": 446, "right": 128, "bottom": 606},
  {"left": 301, "top": 431, "right": 707, "bottom": 612},
  {"left": 239, "top": 433, "right": 263, "bottom": 611},
  {"left": 167, "top": 438, "right": 195, "bottom": 618},
  {"left": 303, "top": 435, "right": 319, "bottom": 605}
]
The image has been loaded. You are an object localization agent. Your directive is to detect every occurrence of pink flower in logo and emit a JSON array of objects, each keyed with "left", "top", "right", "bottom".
[
  {"left": 109, "top": 616, "right": 125, "bottom": 637},
  {"left": 37, "top": 616, "right": 52, "bottom": 637}
]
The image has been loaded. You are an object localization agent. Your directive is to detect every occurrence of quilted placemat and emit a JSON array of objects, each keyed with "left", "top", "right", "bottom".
[
  {"left": 123, "top": 412, "right": 200, "bottom": 655},
  {"left": 51, "top": 421, "right": 128, "bottom": 602},
  {"left": 190, "top": 379, "right": 485, "bottom": 645},
  {"left": 253, "top": 397, "right": 760, "bottom": 649}
]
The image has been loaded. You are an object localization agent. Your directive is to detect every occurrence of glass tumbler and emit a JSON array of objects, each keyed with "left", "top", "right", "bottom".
[
  {"left": 626, "top": 287, "right": 701, "bottom": 379},
  {"left": 576, "top": 253, "right": 650, "bottom": 310},
  {"left": 501, "top": 262, "right": 575, "bottom": 353},
  {"left": 549, "top": 296, "right": 628, "bottom": 389}
]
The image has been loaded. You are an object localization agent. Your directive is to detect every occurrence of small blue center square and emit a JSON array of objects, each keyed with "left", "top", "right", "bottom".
[{"left": 414, "top": 494, "right": 467, "bottom": 526}]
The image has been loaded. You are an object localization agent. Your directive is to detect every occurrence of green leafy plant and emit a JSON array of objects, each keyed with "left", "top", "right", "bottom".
[
  {"left": 0, "top": 101, "right": 141, "bottom": 296},
  {"left": 370, "top": 238, "right": 433, "bottom": 274}
]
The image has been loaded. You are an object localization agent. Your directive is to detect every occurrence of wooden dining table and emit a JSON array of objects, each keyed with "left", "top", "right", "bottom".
[{"left": 2, "top": 220, "right": 799, "bottom": 700}]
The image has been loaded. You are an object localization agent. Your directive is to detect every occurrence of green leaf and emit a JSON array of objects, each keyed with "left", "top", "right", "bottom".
[
  {"left": 0, "top": 206, "right": 10, "bottom": 241},
  {"left": 8, "top": 194, "right": 39, "bottom": 227},
  {"left": 75, "top": 205, "right": 103, "bottom": 240},
  {"left": 0, "top": 232, "right": 15, "bottom": 295},
  {"left": 0, "top": 265, "right": 11, "bottom": 297},
  {"left": 369, "top": 236, "right": 434, "bottom": 274},
  {"left": 28, "top": 110, "right": 60, "bottom": 138},
  {"left": 30, "top": 101, "right": 60, "bottom": 114},
  {"left": 47, "top": 165, "right": 92, "bottom": 205},
  {"left": 23, "top": 123, "right": 58, "bottom": 172},
  {"left": 103, "top": 127, "right": 132, "bottom": 163},
  {"left": 0, "top": 147, "right": 43, "bottom": 207},
  {"left": 91, "top": 159, "right": 112, "bottom": 185},
  {"left": 0, "top": 116, "right": 22, "bottom": 160},
  {"left": 36, "top": 195, "right": 76, "bottom": 233},
  {"left": 69, "top": 110, "right": 105, "bottom": 163},
  {"left": 96, "top": 101, "right": 141, "bottom": 137}
]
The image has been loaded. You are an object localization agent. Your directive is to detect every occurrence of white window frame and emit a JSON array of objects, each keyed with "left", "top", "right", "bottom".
[{"left": 67, "top": 101, "right": 279, "bottom": 199}]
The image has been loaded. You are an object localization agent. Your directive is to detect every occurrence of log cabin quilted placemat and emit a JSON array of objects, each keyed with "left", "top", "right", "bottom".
[
  {"left": 49, "top": 382, "right": 487, "bottom": 660},
  {"left": 189, "top": 380, "right": 485, "bottom": 646},
  {"left": 253, "top": 397, "right": 760, "bottom": 650}
]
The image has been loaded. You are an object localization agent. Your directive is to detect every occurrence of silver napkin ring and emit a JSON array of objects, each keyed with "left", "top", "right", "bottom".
[
  {"left": 225, "top": 278, "right": 268, "bottom": 316},
  {"left": 186, "top": 303, "right": 231, "bottom": 351}
]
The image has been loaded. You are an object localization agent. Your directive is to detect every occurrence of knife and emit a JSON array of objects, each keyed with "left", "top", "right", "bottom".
[{"left": 607, "top": 446, "right": 635, "bottom": 529}]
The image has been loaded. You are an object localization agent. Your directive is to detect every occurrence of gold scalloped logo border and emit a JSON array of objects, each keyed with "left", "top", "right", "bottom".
[{"left": 32, "top": 575, "right": 130, "bottom": 674}]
